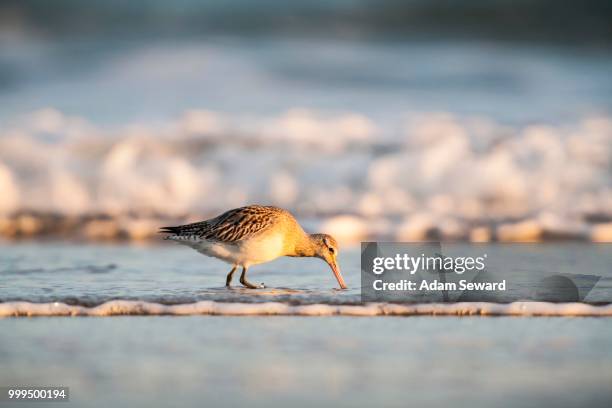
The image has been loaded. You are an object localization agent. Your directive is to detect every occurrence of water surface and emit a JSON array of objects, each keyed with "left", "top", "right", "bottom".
[{"left": 1, "top": 316, "right": 611, "bottom": 407}]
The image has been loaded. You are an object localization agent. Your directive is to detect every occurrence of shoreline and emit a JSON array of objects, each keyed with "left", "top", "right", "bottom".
[{"left": 2, "top": 300, "right": 612, "bottom": 318}]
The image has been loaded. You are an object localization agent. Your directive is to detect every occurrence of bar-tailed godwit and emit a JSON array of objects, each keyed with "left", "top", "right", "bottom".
[{"left": 160, "top": 205, "right": 347, "bottom": 289}]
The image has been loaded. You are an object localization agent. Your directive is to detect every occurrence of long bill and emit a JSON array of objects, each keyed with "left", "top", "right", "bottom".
[{"left": 329, "top": 260, "right": 347, "bottom": 289}]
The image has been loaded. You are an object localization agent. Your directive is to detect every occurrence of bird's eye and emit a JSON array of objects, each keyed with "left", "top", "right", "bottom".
[{"left": 329, "top": 247, "right": 335, "bottom": 254}]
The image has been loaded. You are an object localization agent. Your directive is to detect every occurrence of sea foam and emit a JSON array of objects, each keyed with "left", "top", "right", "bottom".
[
  {"left": 1, "top": 300, "right": 612, "bottom": 317},
  {"left": 1, "top": 109, "right": 611, "bottom": 242}
]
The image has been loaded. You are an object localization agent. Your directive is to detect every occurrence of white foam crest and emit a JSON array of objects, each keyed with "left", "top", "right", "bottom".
[
  {"left": 1, "top": 301, "right": 612, "bottom": 317},
  {"left": 0, "top": 109, "right": 611, "bottom": 235}
]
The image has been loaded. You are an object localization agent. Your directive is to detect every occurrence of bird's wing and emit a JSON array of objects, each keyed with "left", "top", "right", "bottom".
[{"left": 160, "top": 205, "right": 284, "bottom": 243}]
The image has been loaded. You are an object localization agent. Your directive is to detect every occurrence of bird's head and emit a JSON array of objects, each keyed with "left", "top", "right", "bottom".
[{"left": 310, "top": 233, "right": 347, "bottom": 289}]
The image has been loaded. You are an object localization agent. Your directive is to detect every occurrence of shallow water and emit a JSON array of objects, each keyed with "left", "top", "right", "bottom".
[
  {"left": 0, "top": 241, "right": 362, "bottom": 306},
  {"left": 1, "top": 316, "right": 611, "bottom": 407},
  {"left": 1, "top": 242, "right": 612, "bottom": 406},
  {"left": 2, "top": 241, "right": 612, "bottom": 310},
  {"left": 2, "top": 241, "right": 612, "bottom": 309}
]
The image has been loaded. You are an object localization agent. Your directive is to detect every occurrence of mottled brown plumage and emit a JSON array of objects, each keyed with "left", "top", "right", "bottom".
[
  {"left": 161, "top": 205, "right": 287, "bottom": 242},
  {"left": 160, "top": 205, "right": 346, "bottom": 289}
]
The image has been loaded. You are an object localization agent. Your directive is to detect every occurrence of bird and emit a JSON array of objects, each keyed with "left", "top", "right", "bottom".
[{"left": 159, "top": 205, "right": 347, "bottom": 289}]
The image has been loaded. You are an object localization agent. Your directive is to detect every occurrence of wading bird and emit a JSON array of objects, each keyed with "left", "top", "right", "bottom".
[{"left": 160, "top": 205, "right": 347, "bottom": 289}]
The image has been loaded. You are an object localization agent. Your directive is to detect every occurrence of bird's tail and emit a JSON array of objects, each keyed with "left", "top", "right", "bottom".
[{"left": 158, "top": 226, "right": 180, "bottom": 240}]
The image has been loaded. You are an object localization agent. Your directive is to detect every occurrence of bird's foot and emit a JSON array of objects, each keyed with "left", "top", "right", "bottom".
[{"left": 240, "top": 279, "right": 265, "bottom": 289}]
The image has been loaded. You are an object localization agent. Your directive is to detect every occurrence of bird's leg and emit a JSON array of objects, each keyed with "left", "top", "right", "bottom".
[
  {"left": 225, "top": 265, "right": 238, "bottom": 287},
  {"left": 239, "top": 266, "right": 264, "bottom": 289}
]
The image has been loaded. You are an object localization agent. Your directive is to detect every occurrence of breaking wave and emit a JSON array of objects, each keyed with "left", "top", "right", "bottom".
[
  {"left": 1, "top": 300, "right": 612, "bottom": 317},
  {"left": 1, "top": 109, "right": 611, "bottom": 242}
]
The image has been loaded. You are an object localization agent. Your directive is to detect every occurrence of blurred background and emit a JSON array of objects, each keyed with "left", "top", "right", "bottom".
[{"left": 1, "top": 0, "right": 612, "bottom": 243}]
